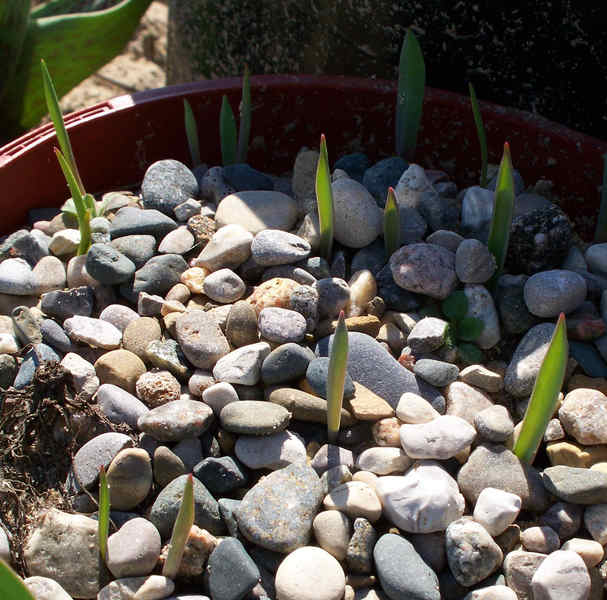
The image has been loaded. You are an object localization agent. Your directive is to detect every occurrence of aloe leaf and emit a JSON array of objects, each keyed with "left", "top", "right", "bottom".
[
  {"left": 0, "top": 559, "right": 36, "bottom": 600},
  {"left": 395, "top": 28, "right": 426, "bottom": 161},
  {"left": 327, "top": 311, "right": 349, "bottom": 443},
  {"left": 383, "top": 186, "right": 401, "bottom": 258},
  {"left": 41, "top": 59, "right": 84, "bottom": 195},
  {"left": 469, "top": 82, "right": 488, "bottom": 188},
  {"left": 183, "top": 98, "right": 201, "bottom": 168},
  {"left": 457, "top": 317, "right": 485, "bottom": 342},
  {"left": 98, "top": 465, "right": 110, "bottom": 562},
  {"left": 594, "top": 153, "right": 607, "bottom": 243},
  {"left": 487, "top": 142, "right": 515, "bottom": 284},
  {"left": 513, "top": 313, "right": 568, "bottom": 464},
  {"left": 220, "top": 95, "right": 237, "bottom": 166},
  {"left": 441, "top": 291, "right": 469, "bottom": 323},
  {"left": 162, "top": 474, "right": 195, "bottom": 580},
  {"left": 237, "top": 65, "right": 251, "bottom": 164},
  {"left": 457, "top": 342, "right": 484, "bottom": 366},
  {"left": 316, "top": 134, "right": 334, "bottom": 261}
]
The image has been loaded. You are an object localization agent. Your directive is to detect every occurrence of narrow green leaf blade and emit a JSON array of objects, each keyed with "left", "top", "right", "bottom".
[
  {"left": 220, "top": 95, "right": 237, "bottom": 166},
  {"left": 183, "top": 98, "right": 201, "bottom": 168},
  {"left": 98, "top": 465, "right": 110, "bottom": 562},
  {"left": 315, "top": 134, "right": 334, "bottom": 260},
  {"left": 384, "top": 187, "right": 401, "bottom": 258},
  {"left": 0, "top": 560, "right": 36, "bottom": 600},
  {"left": 395, "top": 28, "right": 426, "bottom": 160},
  {"left": 469, "top": 82, "right": 488, "bottom": 188},
  {"left": 487, "top": 142, "right": 515, "bottom": 282},
  {"left": 41, "top": 59, "right": 84, "bottom": 194},
  {"left": 162, "top": 474, "right": 195, "bottom": 579},
  {"left": 237, "top": 65, "right": 251, "bottom": 164},
  {"left": 327, "top": 311, "right": 349, "bottom": 443},
  {"left": 441, "top": 291, "right": 469, "bottom": 322},
  {"left": 513, "top": 313, "right": 568, "bottom": 464},
  {"left": 594, "top": 153, "right": 607, "bottom": 243}
]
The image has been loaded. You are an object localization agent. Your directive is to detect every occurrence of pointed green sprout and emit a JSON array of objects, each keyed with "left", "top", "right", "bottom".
[
  {"left": 98, "top": 465, "right": 110, "bottom": 562},
  {"left": 220, "top": 95, "right": 238, "bottom": 166},
  {"left": 469, "top": 82, "right": 488, "bottom": 188},
  {"left": 162, "top": 474, "right": 195, "bottom": 580},
  {"left": 184, "top": 98, "right": 201, "bottom": 168},
  {"left": 594, "top": 153, "right": 607, "bottom": 243},
  {"left": 383, "top": 187, "right": 401, "bottom": 258},
  {"left": 327, "top": 311, "right": 349, "bottom": 444},
  {"left": 237, "top": 65, "right": 251, "bottom": 164},
  {"left": 316, "top": 134, "right": 334, "bottom": 261},
  {"left": 487, "top": 142, "right": 515, "bottom": 285},
  {"left": 41, "top": 58, "right": 84, "bottom": 195},
  {"left": 514, "top": 313, "right": 569, "bottom": 464},
  {"left": 395, "top": 28, "right": 426, "bottom": 161},
  {"left": 54, "top": 148, "right": 92, "bottom": 255},
  {"left": 0, "top": 559, "right": 36, "bottom": 600}
]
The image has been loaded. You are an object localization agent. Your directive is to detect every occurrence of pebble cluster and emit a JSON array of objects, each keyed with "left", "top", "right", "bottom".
[{"left": 2, "top": 151, "right": 607, "bottom": 600}]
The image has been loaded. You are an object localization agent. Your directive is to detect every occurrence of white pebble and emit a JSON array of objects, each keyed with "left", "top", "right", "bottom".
[
  {"left": 312, "top": 511, "right": 352, "bottom": 561},
  {"left": 202, "top": 381, "right": 239, "bottom": 416},
  {"left": 530, "top": 550, "right": 590, "bottom": 600},
  {"left": 473, "top": 487, "right": 521, "bottom": 537},
  {"left": 323, "top": 481, "right": 382, "bottom": 523},
  {"left": 396, "top": 392, "right": 440, "bottom": 423},
  {"left": 63, "top": 316, "right": 122, "bottom": 349},
  {"left": 235, "top": 430, "right": 307, "bottom": 470},
  {"left": 560, "top": 537, "right": 604, "bottom": 568},
  {"left": 355, "top": 447, "right": 412, "bottom": 475}
]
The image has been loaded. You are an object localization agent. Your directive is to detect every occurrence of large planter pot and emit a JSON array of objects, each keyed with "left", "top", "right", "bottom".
[{"left": 1, "top": 75, "right": 606, "bottom": 239}]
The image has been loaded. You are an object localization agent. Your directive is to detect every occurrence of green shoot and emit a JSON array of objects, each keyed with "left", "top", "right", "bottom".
[
  {"left": 184, "top": 99, "right": 201, "bottom": 168},
  {"left": 0, "top": 560, "right": 35, "bottom": 600},
  {"left": 513, "top": 313, "right": 568, "bottom": 464},
  {"left": 594, "top": 153, "right": 607, "bottom": 243},
  {"left": 395, "top": 28, "right": 425, "bottom": 161},
  {"left": 327, "top": 311, "right": 349, "bottom": 444},
  {"left": 54, "top": 148, "right": 92, "bottom": 255},
  {"left": 487, "top": 142, "right": 515, "bottom": 285},
  {"left": 162, "top": 474, "right": 195, "bottom": 580},
  {"left": 316, "top": 134, "right": 334, "bottom": 260},
  {"left": 41, "top": 59, "right": 84, "bottom": 195},
  {"left": 237, "top": 66, "right": 251, "bottom": 163},
  {"left": 469, "top": 82, "right": 488, "bottom": 188},
  {"left": 383, "top": 187, "right": 401, "bottom": 258},
  {"left": 220, "top": 95, "right": 237, "bottom": 166},
  {"left": 98, "top": 465, "right": 110, "bottom": 563}
]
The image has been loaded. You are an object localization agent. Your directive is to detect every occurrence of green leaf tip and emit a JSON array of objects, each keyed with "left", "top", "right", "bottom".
[
  {"left": 316, "top": 133, "right": 334, "bottom": 261},
  {"left": 327, "top": 310, "right": 349, "bottom": 444},
  {"left": 0, "top": 559, "right": 36, "bottom": 600},
  {"left": 469, "top": 81, "right": 488, "bottom": 188},
  {"left": 384, "top": 187, "right": 401, "bottom": 259},
  {"left": 513, "top": 313, "right": 568, "bottom": 464},
  {"left": 162, "top": 473, "right": 195, "bottom": 579},
  {"left": 184, "top": 98, "right": 201, "bottom": 168},
  {"left": 395, "top": 28, "right": 426, "bottom": 160},
  {"left": 220, "top": 94, "right": 237, "bottom": 166},
  {"left": 98, "top": 465, "right": 110, "bottom": 563}
]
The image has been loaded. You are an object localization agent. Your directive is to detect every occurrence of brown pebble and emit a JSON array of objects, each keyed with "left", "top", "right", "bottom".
[
  {"left": 94, "top": 349, "right": 146, "bottom": 394},
  {"left": 122, "top": 317, "right": 162, "bottom": 359}
]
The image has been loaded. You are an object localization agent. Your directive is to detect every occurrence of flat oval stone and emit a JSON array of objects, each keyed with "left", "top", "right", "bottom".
[
  {"left": 175, "top": 310, "right": 231, "bottom": 369},
  {"left": 237, "top": 463, "right": 324, "bottom": 552},
  {"left": 212, "top": 342, "right": 271, "bottom": 386},
  {"left": 64, "top": 316, "right": 122, "bottom": 349},
  {"left": 137, "top": 400, "right": 214, "bottom": 442},
  {"left": 106, "top": 518, "right": 161, "bottom": 578},
  {"left": 258, "top": 307, "right": 307, "bottom": 343},
  {"left": 219, "top": 400, "right": 290, "bottom": 435},
  {"left": 132, "top": 254, "right": 188, "bottom": 296},
  {"left": 251, "top": 230, "right": 311, "bottom": 266},
  {"left": 110, "top": 206, "right": 177, "bottom": 239},
  {"left": 235, "top": 430, "right": 307, "bottom": 470},
  {"left": 96, "top": 383, "right": 149, "bottom": 429},
  {"left": 261, "top": 342, "right": 316, "bottom": 385},
  {"left": 111, "top": 234, "right": 157, "bottom": 268},
  {"left": 203, "top": 268, "right": 246, "bottom": 303},
  {"left": 524, "top": 269, "right": 587, "bottom": 317},
  {"left": 542, "top": 465, "right": 607, "bottom": 504},
  {"left": 86, "top": 243, "right": 136, "bottom": 285}
]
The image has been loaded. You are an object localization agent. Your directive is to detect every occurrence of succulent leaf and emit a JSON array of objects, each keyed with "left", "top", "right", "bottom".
[
  {"left": 220, "top": 94, "right": 237, "bottom": 166},
  {"left": 469, "top": 82, "right": 488, "bottom": 188},
  {"left": 327, "top": 311, "right": 349, "bottom": 443},
  {"left": 98, "top": 465, "right": 110, "bottom": 562},
  {"left": 183, "top": 98, "right": 201, "bottom": 168},
  {"left": 315, "top": 133, "right": 334, "bottom": 260},
  {"left": 383, "top": 186, "right": 401, "bottom": 258},
  {"left": 0, "top": 559, "right": 36, "bottom": 600}
]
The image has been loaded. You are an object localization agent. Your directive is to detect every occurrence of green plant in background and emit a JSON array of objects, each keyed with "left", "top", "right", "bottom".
[
  {"left": 183, "top": 99, "right": 201, "bottom": 168},
  {"left": 487, "top": 142, "right": 515, "bottom": 286},
  {"left": 316, "top": 134, "right": 334, "bottom": 261},
  {"left": 327, "top": 311, "right": 349, "bottom": 444},
  {"left": 395, "top": 28, "right": 425, "bottom": 161},
  {"left": 98, "top": 465, "right": 110, "bottom": 562},
  {"left": 0, "top": 560, "right": 35, "bottom": 600},
  {"left": 440, "top": 291, "right": 485, "bottom": 365},
  {"left": 513, "top": 313, "right": 568, "bottom": 464},
  {"left": 469, "top": 82, "right": 488, "bottom": 188},
  {"left": 594, "top": 153, "right": 607, "bottom": 243},
  {"left": 0, "top": 0, "right": 152, "bottom": 142},
  {"left": 219, "top": 67, "right": 251, "bottom": 166},
  {"left": 162, "top": 474, "right": 195, "bottom": 579},
  {"left": 383, "top": 186, "right": 401, "bottom": 258}
]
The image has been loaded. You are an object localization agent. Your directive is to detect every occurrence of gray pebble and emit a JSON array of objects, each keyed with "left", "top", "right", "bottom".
[
  {"left": 137, "top": 400, "right": 214, "bottom": 442},
  {"left": 14, "top": 343, "right": 60, "bottom": 389},
  {"left": 474, "top": 405, "right": 514, "bottom": 443},
  {"left": 407, "top": 317, "right": 448, "bottom": 354},
  {"left": 290, "top": 284, "right": 320, "bottom": 332},
  {"left": 176, "top": 310, "right": 230, "bottom": 369},
  {"left": 111, "top": 235, "right": 157, "bottom": 268},
  {"left": 110, "top": 206, "right": 177, "bottom": 239},
  {"left": 203, "top": 268, "right": 246, "bottom": 303},
  {"left": 523, "top": 269, "right": 587, "bottom": 317},
  {"left": 306, "top": 357, "right": 355, "bottom": 400},
  {"left": 158, "top": 226, "right": 195, "bottom": 254},
  {"left": 174, "top": 198, "right": 202, "bottom": 222},
  {"left": 193, "top": 456, "right": 248, "bottom": 495},
  {"left": 258, "top": 307, "right": 307, "bottom": 343},
  {"left": 413, "top": 358, "right": 459, "bottom": 387},
  {"left": 542, "top": 465, "right": 607, "bottom": 504},
  {"left": 261, "top": 343, "right": 315, "bottom": 385},
  {"left": 86, "top": 243, "right": 136, "bottom": 285},
  {"left": 314, "top": 278, "right": 350, "bottom": 319},
  {"left": 252, "top": 230, "right": 311, "bottom": 266},
  {"left": 455, "top": 239, "right": 496, "bottom": 283},
  {"left": 41, "top": 286, "right": 95, "bottom": 321},
  {"left": 347, "top": 518, "right": 378, "bottom": 574},
  {"left": 141, "top": 159, "right": 199, "bottom": 216},
  {"left": 220, "top": 400, "right": 291, "bottom": 435},
  {"left": 96, "top": 383, "right": 149, "bottom": 429},
  {"left": 133, "top": 254, "right": 188, "bottom": 296}
]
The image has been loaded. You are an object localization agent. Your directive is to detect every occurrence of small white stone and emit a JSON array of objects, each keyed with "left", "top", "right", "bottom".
[
  {"left": 352, "top": 471, "right": 378, "bottom": 489},
  {"left": 23, "top": 576, "right": 73, "bottom": 600},
  {"left": 356, "top": 447, "right": 412, "bottom": 475},
  {"left": 0, "top": 332, "right": 19, "bottom": 354},
  {"left": 97, "top": 575, "right": 175, "bottom": 600},
  {"left": 275, "top": 546, "right": 345, "bottom": 600},
  {"left": 63, "top": 316, "right": 122, "bottom": 349},
  {"left": 31, "top": 255, "right": 66, "bottom": 293},
  {"left": 158, "top": 226, "right": 195, "bottom": 254},
  {"left": 49, "top": 229, "right": 80, "bottom": 256},
  {"left": 60, "top": 352, "right": 99, "bottom": 399},
  {"left": 323, "top": 481, "right": 382, "bottom": 523},
  {"left": 0, "top": 527, "right": 10, "bottom": 562},
  {"left": 400, "top": 415, "right": 476, "bottom": 460},
  {"left": 375, "top": 461, "right": 465, "bottom": 533},
  {"left": 583, "top": 503, "right": 607, "bottom": 545},
  {"left": 313, "top": 511, "right": 352, "bottom": 561},
  {"left": 396, "top": 392, "right": 440, "bottom": 424},
  {"left": 235, "top": 430, "right": 307, "bottom": 470},
  {"left": 463, "top": 587, "right": 518, "bottom": 600},
  {"left": 99, "top": 304, "right": 139, "bottom": 332},
  {"left": 203, "top": 267, "right": 246, "bottom": 303},
  {"left": 530, "top": 550, "right": 590, "bottom": 600},
  {"left": 212, "top": 342, "right": 271, "bottom": 385},
  {"left": 66, "top": 254, "right": 98, "bottom": 288},
  {"left": 473, "top": 487, "right": 521, "bottom": 537},
  {"left": 561, "top": 537, "right": 604, "bottom": 568},
  {"left": 202, "top": 381, "right": 239, "bottom": 415}
]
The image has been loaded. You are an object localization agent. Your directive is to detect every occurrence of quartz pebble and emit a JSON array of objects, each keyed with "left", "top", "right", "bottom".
[
  {"left": 473, "top": 487, "right": 521, "bottom": 536},
  {"left": 235, "top": 430, "right": 307, "bottom": 470},
  {"left": 313, "top": 511, "right": 352, "bottom": 561},
  {"left": 213, "top": 342, "right": 271, "bottom": 385},
  {"left": 355, "top": 447, "right": 411, "bottom": 475},
  {"left": 560, "top": 537, "right": 604, "bottom": 568},
  {"left": 558, "top": 388, "right": 607, "bottom": 445},
  {"left": 323, "top": 481, "right": 383, "bottom": 523},
  {"left": 64, "top": 315, "right": 122, "bottom": 349},
  {"left": 98, "top": 575, "right": 175, "bottom": 600},
  {"left": 520, "top": 526, "right": 561, "bottom": 554},
  {"left": 530, "top": 550, "right": 590, "bottom": 600},
  {"left": 203, "top": 268, "right": 246, "bottom": 303}
]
